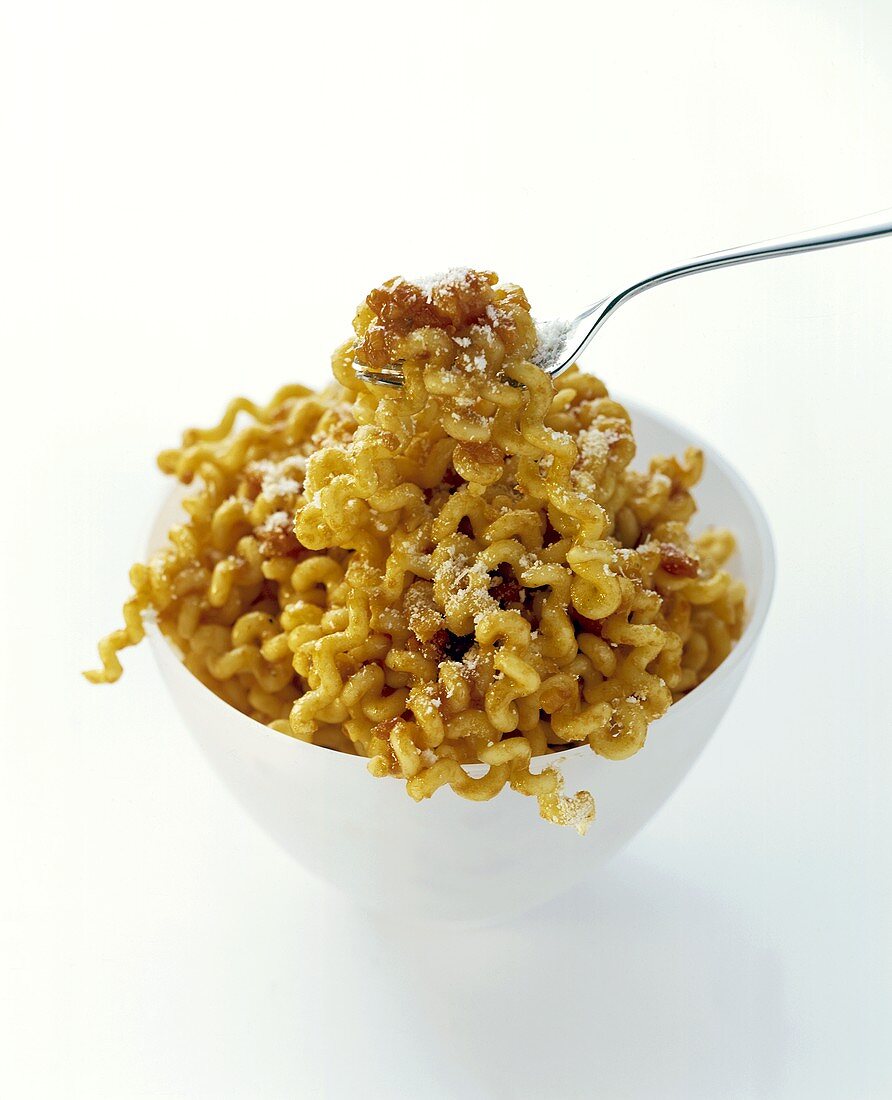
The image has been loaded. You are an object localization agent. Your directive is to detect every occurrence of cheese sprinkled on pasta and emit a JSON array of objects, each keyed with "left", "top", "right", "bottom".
[{"left": 86, "top": 270, "right": 746, "bottom": 832}]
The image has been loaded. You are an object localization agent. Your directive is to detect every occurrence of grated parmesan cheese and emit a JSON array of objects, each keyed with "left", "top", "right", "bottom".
[
  {"left": 259, "top": 510, "right": 291, "bottom": 533},
  {"left": 412, "top": 267, "right": 473, "bottom": 301},
  {"left": 532, "top": 318, "right": 572, "bottom": 371}
]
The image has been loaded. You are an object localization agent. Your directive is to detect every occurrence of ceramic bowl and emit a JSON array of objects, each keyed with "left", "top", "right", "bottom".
[{"left": 148, "top": 398, "right": 775, "bottom": 923}]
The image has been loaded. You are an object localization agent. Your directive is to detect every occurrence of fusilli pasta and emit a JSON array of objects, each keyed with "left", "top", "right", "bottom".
[{"left": 87, "top": 268, "right": 746, "bottom": 832}]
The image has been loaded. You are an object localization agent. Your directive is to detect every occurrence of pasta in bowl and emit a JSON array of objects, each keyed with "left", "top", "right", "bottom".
[{"left": 88, "top": 269, "right": 774, "bottom": 921}]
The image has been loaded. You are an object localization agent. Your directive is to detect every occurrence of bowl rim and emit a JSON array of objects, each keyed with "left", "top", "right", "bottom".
[{"left": 145, "top": 395, "right": 776, "bottom": 769}]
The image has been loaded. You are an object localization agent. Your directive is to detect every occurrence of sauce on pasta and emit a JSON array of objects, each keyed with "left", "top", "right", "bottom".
[{"left": 87, "top": 269, "right": 746, "bottom": 832}]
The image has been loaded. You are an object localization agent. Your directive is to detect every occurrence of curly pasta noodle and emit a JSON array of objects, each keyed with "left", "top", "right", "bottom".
[{"left": 87, "top": 268, "right": 746, "bottom": 833}]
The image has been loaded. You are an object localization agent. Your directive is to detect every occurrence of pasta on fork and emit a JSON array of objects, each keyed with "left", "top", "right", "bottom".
[{"left": 87, "top": 268, "right": 745, "bottom": 832}]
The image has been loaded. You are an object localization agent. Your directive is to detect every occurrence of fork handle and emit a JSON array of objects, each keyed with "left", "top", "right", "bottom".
[{"left": 562, "top": 209, "right": 892, "bottom": 369}]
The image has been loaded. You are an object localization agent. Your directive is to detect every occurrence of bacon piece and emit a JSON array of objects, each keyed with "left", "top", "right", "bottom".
[
  {"left": 659, "top": 543, "right": 700, "bottom": 578},
  {"left": 571, "top": 609, "right": 604, "bottom": 635},
  {"left": 256, "top": 521, "right": 308, "bottom": 560},
  {"left": 430, "top": 629, "right": 474, "bottom": 663},
  {"left": 491, "top": 579, "right": 521, "bottom": 606},
  {"left": 357, "top": 272, "right": 496, "bottom": 370},
  {"left": 491, "top": 576, "right": 521, "bottom": 607},
  {"left": 490, "top": 563, "right": 523, "bottom": 607}
]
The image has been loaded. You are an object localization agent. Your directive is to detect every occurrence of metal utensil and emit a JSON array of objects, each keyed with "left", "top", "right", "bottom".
[{"left": 353, "top": 209, "right": 892, "bottom": 387}]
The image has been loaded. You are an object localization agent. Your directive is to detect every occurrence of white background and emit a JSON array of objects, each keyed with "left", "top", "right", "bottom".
[{"left": 2, "top": 1, "right": 891, "bottom": 1096}]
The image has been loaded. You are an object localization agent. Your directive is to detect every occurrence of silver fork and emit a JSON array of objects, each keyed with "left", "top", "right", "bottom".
[{"left": 353, "top": 209, "right": 892, "bottom": 387}]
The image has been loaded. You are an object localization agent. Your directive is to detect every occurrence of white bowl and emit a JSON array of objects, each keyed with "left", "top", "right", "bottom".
[{"left": 148, "top": 399, "right": 774, "bottom": 924}]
